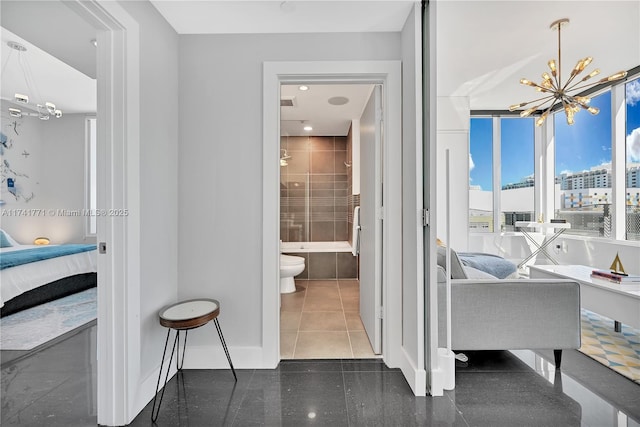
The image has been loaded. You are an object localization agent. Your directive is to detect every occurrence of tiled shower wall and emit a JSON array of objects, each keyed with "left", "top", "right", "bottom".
[{"left": 280, "top": 135, "right": 349, "bottom": 242}]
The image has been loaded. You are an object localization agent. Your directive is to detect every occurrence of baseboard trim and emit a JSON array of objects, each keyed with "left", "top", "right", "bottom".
[{"left": 399, "top": 347, "right": 426, "bottom": 396}]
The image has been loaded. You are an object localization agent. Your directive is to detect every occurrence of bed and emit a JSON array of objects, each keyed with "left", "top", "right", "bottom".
[{"left": 0, "top": 229, "right": 97, "bottom": 317}]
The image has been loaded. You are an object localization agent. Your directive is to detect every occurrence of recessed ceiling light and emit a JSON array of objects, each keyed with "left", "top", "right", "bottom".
[
  {"left": 328, "top": 96, "right": 349, "bottom": 106},
  {"left": 299, "top": 85, "right": 309, "bottom": 91},
  {"left": 303, "top": 125, "right": 313, "bottom": 131}
]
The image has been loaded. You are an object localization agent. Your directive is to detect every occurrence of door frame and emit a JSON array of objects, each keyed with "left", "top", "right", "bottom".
[
  {"left": 67, "top": 1, "right": 141, "bottom": 424},
  {"left": 262, "top": 61, "right": 402, "bottom": 369}
]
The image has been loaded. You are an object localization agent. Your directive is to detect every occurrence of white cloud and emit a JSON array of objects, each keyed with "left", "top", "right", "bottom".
[
  {"left": 627, "top": 80, "right": 640, "bottom": 106},
  {"left": 469, "top": 153, "right": 475, "bottom": 172},
  {"left": 627, "top": 127, "right": 640, "bottom": 161}
]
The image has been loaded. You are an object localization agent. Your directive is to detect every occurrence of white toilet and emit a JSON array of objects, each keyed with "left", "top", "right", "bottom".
[{"left": 280, "top": 254, "right": 305, "bottom": 293}]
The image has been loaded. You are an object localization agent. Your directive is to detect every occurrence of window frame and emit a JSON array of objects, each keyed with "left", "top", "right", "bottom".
[
  {"left": 469, "top": 68, "right": 640, "bottom": 243},
  {"left": 85, "top": 116, "right": 97, "bottom": 237}
]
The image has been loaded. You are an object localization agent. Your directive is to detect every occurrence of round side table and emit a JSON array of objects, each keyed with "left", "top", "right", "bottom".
[{"left": 151, "top": 298, "right": 237, "bottom": 422}]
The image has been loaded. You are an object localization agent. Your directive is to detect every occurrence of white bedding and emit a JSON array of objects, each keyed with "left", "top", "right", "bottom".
[{"left": 0, "top": 245, "right": 97, "bottom": 308}]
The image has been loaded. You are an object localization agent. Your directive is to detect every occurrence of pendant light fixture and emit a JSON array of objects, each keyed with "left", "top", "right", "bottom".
[
  {"left": 510, "top": 18, "right": 627, "bottom": 127},
  {"left": 2, "top": 40, "right": 63, "bottom": 120}
]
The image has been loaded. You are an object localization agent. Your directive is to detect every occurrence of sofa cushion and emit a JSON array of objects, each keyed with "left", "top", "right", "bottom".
[
  {"left": 436, "top": 245, "right": 468, "bottom": 279},
  {"left": 463, "top": 265, "right": 498, "bottom": 279}
]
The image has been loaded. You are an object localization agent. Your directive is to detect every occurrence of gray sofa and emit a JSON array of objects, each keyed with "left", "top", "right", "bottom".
[{"left": 436, "top": 248, "right": 581, "bottom": 368}]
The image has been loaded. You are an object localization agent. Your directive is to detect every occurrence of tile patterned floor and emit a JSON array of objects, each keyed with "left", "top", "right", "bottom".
[
  {"left": 280, "top": 279, "right": 376, "bottom": 359},
  {"left": 579, "top": 309, "right": 640, "bottom": 384}
]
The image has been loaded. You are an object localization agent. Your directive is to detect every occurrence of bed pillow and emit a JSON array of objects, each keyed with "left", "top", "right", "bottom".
[
  {"left": 436, "top": 245, "right": 468, "bottom": 279},
  {"left": 0, "top": 230, "right": 13, "bottom": 248}
]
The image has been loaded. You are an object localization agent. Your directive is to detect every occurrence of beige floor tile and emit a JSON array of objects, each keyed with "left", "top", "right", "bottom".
[
  {"left": 299, "top": 311, "right": 347, "bottom": 331},
  {"left": 303, "top": 294, "right": 343, "bottom": 311},
  {"left": 281, "top": 292, "right": 306, "bottom": 312},
  {"left": 280, "top": 311, "right": 302, "bottom": 331},
  {"left": 344, "top": 312, "right": 365, "bottom": 331},
  {"left": 306, "top": 286, "right": 341, "bottom": 299},
  {"left": 341, "top": 296, "right": 359, "bottom": 312},
  {"left": 306, "top": 280, "right": 339, "bottom": 288},
  {"left": 280, "top": 332, "right": 297, "bottom": 359},
  {"left": 339, "top": 279, "right": 359, "bottom": 288},
  {"left": 294, "top": 331, "right": 353, "bottom": 359},
  {"left": 349, "top": 331, "right": 376, "bottom": 358},
  {"left": 338, "top": 286, "right": 359, "bottom": 299}
]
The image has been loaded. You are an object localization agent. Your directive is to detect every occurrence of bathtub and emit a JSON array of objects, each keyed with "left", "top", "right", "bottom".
[
  {"left": 280, "top": 241, "right": 352, "bottom": 253},
  {"left": 280, "top": 241, "right": 357, "bottom": 279}
]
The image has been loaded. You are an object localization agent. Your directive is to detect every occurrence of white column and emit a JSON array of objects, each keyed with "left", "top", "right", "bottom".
[
  {"left": 492, "top": 117, "right": 501, "bottom": 232},
  {"left": 611, "top": 84, "right": 626, "bottom": 240},
  {"left": 436, "top": 96, "right": 470, "bottom": 250}
]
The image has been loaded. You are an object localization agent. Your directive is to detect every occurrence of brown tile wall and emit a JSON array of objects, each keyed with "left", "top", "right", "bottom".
[{"left": 280, "top": 135, "right": 349, "bottom": 242}]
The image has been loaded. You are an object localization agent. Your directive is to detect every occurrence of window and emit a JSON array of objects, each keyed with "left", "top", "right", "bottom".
[
  {"left": 626, "top": 77, "right": 640, "bottom": 240},
  {"left": 86, "top": 117, "right": 97, "bottom": 236},
  {"left": 500, "top": 117, "right": 534, "bottom": 231},
  {"left": 469, "top": 118, "right": 494, "bottom": 232},
  {"left": 554, "top": 91, "right": 612, "bottom": 237}
]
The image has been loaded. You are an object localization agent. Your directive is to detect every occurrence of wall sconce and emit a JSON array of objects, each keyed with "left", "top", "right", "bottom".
[{"left": 34, "top": 237, "right": 50, "bottom": 245}]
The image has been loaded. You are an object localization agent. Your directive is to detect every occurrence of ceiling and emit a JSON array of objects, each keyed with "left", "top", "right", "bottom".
[
  {"left": 149, "top": 1, "right": 416, "bottom": 34},
  {"left": 436, "top": 1, "right": 640, "bottom": 110},
  {"left": 280, "top": 84, "right": 374, "bottom": 136},
  {"left": 1, "top": 1, "right": 638, "bottom": 121}
]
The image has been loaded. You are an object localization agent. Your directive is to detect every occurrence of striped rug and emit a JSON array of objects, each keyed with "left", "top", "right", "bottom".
[{"left": 579, "top": 309, "right": 640, "bottom": 384}]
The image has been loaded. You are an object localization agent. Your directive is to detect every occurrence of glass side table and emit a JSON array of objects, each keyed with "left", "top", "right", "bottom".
[{"left": 151, "top": 298, "right": 237, "bottom": 422}]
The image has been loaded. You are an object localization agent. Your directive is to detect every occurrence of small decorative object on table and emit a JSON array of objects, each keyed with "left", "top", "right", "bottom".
[
  {"left": 590, "top": 254, "right": 640, "bottom": 285},
  {"left": 609, "top": 252, "right": 626, "bottom": 275}
]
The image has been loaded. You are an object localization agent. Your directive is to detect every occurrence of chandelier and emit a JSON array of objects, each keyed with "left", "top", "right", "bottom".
[
  {"left": 2, "top": 41, "right": 63, "bottom": 120},
  {"left": 510, "top": 18, "right": 627, "bottom": 127}
]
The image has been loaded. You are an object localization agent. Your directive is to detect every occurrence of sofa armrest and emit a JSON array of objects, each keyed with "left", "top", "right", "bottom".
[{"left": 437, "top": 279, "right": 581, "bottom": 351}]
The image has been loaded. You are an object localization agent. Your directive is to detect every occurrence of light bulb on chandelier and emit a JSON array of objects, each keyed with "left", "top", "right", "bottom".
[{"left": 510, "top": 18, "right": 627, "bottom": 127}]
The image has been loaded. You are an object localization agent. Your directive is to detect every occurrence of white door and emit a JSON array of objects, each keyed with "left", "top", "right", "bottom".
[{"left": 359, "top": 85, "right": 383, "bottom": 354}]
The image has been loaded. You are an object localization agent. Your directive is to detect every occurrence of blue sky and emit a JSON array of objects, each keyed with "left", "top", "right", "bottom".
[
  {"left": 470, "top": 78, "right": 640, "bottom": 191},
  {"left": 469, "top": 117, "right": 534, "bottom": 191}
]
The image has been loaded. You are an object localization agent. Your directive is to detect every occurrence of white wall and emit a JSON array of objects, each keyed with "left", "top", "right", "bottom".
[
  {"left": 0, "top": 101, "right": 89, "bottom": 244},
  {"left": 116, "top": 0, "right": 179, "bottom": 417},
  {"left": 178, "top": 32, "right": 401, "bottom": 365}
]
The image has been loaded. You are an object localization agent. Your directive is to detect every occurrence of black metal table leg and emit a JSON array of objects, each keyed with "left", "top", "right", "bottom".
[
  {"left": 151, "top": 329, "right": 180, "bottom": 422},
  {"left": 214, "top": 318, "right": 237, "bottom": 381},
  {"left": 615, "top": 321, "right": 622, "bottom": 332}
]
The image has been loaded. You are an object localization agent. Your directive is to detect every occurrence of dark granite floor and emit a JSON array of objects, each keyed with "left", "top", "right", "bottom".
[{"left": 2, "top": 323, "right": 639, "bottom": 426}]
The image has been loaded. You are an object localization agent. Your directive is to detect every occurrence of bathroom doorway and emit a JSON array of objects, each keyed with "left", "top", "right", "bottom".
[
  {"left": 263, "top": 60, "right": 403, "bottom": 370},
  {"left": 278, "top": 82, "right": 383, "bottom": 359}
]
